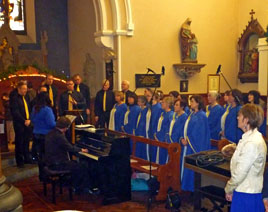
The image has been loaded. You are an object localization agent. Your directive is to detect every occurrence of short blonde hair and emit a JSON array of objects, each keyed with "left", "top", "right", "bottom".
[
  {"left": 114, "top": 91, "right": 124, "bottom": 101},
  {"left": 239, "top": 104, "right": 264, "bottom": 129},
  {"left": 162, "top": 97, "right": 174, "bottom": 109}
]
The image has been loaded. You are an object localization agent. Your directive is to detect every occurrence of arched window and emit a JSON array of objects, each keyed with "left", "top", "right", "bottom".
[{"left": 0, "top": 0, "right": 26, "bottom": 34}]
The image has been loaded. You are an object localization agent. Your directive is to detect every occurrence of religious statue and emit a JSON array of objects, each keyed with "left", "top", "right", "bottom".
[
  {"left": 0, "top": 37, "right": 14, "bottom": 71},
  {"left": 180, "top": 18, "right": 198, "bottom": 63}
]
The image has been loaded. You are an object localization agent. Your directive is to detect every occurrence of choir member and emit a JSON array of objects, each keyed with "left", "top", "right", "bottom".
[
  {"left": 59, "top": 79, "right": 85, "bottom": 116},
  {"left": 180, "top": 94, "right": 191, "bottom": 115},
  {"left": 169, "top": 90, "right": 180, "bottom": 101},
  {"left": 94, "top": 79, "right": 115, "bottom": 128},
  {"left": 181, "top": 95, "right": 211, "bottom": 192},
  {"left": 10, "top": 80, "right": 32, "bottom": 168},
  {"left": 73, "top": 74, "right": 91, "bottom": 121},
  {"left": 223, "top": 90, "right": 231, "bottom": 111},
  {"left": 149, "top": 93, "right": 163, "bottom": 139},
  {"left": 122, "top": 92, "right": 141, "bottom": 135},
  {"left": 225, "top": 104, "right": 266, "bottom": 212},
  {"left": 167, "top": 99, "right": 188, "bottom": 144},
  {"left": 144, "top": 88, "right": 153, "bottom": 103},
  {"left": 109, "top": 91, "right": 127, "bottom": 131},
  {"left": 248, "top": 90, "right": 266, "bottom": 136},
  {"left": 121, "top": 80, "right": 132, "bottom": 105},
  {"left": 206, "top": 91, "right": 224, "bottom": 140},
  {"left": 44, "top": 74, "right": 58, "bottom": 118},
  {"left": 134, "top": 96, "right": 151, "bottom": 160},
  {"left": 154, "top": 97, "right": 174, "bottom": 165},
  {"left": 222, "top": 89, "right": 243, "bottom": 144}
]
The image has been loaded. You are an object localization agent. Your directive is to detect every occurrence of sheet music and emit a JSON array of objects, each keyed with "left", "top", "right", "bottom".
[
  {"left": 141, "top": 165, "right": 158, "bottom": 171},
  {"left": 65, "top": 115, "right": 77, "bottom": 123},
  {"left": 130, "top": 159, "right": 138, "bottom": 163}
]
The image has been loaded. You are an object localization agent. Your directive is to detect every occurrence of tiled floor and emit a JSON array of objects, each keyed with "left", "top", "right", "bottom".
[{"left": 13, "top": 176, "right": 196, "bottom": 212}]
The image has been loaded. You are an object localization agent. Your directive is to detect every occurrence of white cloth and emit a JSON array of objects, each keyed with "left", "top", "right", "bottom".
[
  {"left": 108, "top": 105, "right": 116, "bottom": 130},
  {"left": 225, "top": 128, "right": 267, "bottom": 194}
]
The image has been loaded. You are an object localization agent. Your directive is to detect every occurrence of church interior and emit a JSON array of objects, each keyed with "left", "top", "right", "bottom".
[{"left": 1, "top": 0, "right": 268, "bottom": 212}]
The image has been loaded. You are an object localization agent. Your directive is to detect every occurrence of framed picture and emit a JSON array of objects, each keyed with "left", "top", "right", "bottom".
[
  {"left": 180, "top": 80, "right": 188, "bottom": 92},
  {"left": 207, "top": 74, "right": 220, "bottom": 93}
]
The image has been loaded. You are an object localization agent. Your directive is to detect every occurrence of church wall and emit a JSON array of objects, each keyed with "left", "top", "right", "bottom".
[
  {"left": 20, "top": 0, "right": 70, "bottom": 75},
  {"left": 68, "top": 0, "right": 104, "bottom": 97},
  {"left": 121, "top": 0, "right": 239, "bottom": 94},
  {"left": 237, "top": 0, "right": 268, "bottom": 94}
]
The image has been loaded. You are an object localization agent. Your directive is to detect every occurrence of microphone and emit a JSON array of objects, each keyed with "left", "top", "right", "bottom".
[
  {"left": 162, "top": 66, "right": 165, "bottom": 75},
  {"left": 147, "top": 68, "right": 156, "bottom": 74},
  {"left": 216, "top": 65, "right": 221, "bottom": 75}
]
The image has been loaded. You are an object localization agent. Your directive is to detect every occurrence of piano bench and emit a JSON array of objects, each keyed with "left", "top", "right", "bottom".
[
  {"left": 42, "top": 167, "right": 73, "bottom": 204},
  {"left": 197, "top": 185, "right": 230, "bottom": 212}
]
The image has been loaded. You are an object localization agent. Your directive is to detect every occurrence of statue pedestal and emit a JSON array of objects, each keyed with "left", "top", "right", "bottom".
[
  {"left": 0, "top": 154, "right": 23, "bottom": 212},
  {"left": 173, "top": 63, "right": 206, "bottom": 79}
]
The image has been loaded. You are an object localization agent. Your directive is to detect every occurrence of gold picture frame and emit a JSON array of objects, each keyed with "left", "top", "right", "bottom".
[{"left": 207, "top": 74, "right": 220, "bottom": 93}]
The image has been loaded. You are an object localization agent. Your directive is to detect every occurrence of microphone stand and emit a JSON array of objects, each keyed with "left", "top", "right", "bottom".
[{"left": 68, "top": 92, "right": 85, "bottom": 125}]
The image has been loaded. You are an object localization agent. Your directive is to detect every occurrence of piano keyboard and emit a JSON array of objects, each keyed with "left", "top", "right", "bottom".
[{"left": 79, "top": 152, "right": 99, "bottom": 161}]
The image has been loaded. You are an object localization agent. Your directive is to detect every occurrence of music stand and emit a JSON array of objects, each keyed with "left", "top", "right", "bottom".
[{"left": 65, "top": 109, "right": 83, "bottom": 144}]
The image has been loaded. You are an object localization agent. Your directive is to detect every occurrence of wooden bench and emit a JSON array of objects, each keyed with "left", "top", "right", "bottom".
[{"left": 106, "top": 130, "right": 181, "bottom": 201}]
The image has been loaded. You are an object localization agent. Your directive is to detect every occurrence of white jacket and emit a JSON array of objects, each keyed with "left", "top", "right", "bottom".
[{"left": 225, "top": 128, "right": 267, "bottom": 194}]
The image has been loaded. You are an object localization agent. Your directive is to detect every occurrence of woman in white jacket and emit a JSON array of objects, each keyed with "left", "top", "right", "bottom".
[{"left": 225, "top": 104, "right": 267, "bottom": 212}]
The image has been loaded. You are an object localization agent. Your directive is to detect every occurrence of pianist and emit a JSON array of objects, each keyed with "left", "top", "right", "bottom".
[{"left": 45, "top": 116, "right": 91, "bottom": 192}]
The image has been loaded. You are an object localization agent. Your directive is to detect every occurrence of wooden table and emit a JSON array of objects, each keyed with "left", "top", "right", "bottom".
[{"left": 184, "top": 150, "right": 231, "bottom": 211}]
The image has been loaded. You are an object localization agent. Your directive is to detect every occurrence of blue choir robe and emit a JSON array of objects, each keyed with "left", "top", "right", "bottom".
[
  {"left": 123, "top": 104, "right": 141, "bottom": 154},
  {"left": 108, "top": 103, "right": 127, "bottom": 132},
  {"left": 184, "top": 106, "right": 191, "bottom": 115},
  {"left": 181, "top": 110, "right": 211, "bottom": 192},
  {"left": 223, "top": 103, "right": 230, "bottom": 111},
  {"left": 206, "top": 104, "right": 224, "bottom": 140},
  {"left": 224, "top": 105, "right": 243, "bottom": 144},
  {"left": 155, "top": 110, "right": 174, "bottom": 165},
  {"left": 134, "top": 107, "right": 151, "bottom": 160},
  {"left": 167, "top": 112, "right": 188, "bottom": 144},
  {"left": 149, "top": 103, "right": 163, "bottom": 139},
  {"left": 259, "top": 117, "right": 266, "bottom": 136}
]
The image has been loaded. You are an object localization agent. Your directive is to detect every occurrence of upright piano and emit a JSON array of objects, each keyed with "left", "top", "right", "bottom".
[{"left": 75, "top": 128, "right": 131, "bottom": 205}]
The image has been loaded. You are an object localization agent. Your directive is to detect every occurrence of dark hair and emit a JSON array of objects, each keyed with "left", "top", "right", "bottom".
[
  {"left": 239, "top": 104, "right": 264, "bottom": 129},
  {"left": 128, "top": 92, "right": 138, "bottom": 105},
  {"left": 28, "top": 81, "right": 33, "bottom": 89},
  {"left": 169, "top": 91, "right": 180, "bottom": 98},
  {"left": 34, "top": 92, "right": 52, "bottom": 113},
  {"left": 248, "top": 90, "right": 260, "bottom": 104},
  {"left": 230, "top": 89, "right": 243, "bottom": 105},
  {"left": 174, "top": 99, "right": 187, "bottom": 110},
  {"left": 180, "top": 94, "right": 189, "bottom": 107},
  {"left": 138, "top": 95, "right": 148, "bottom": 105},
  {"left": 156, "top": 90, "right": 164, "bottom": 100},
  {"left": 190, "top": 95, "right": 205, "bottom": 110},
  {"left": 224, "top": 90, "right": 230, "bottom": 95},
  {"left": 17, "top": 80, "right": 27, "bottom": 88},
  {"left": 56, "top": 116, "right": 71, "bottom": 129}
]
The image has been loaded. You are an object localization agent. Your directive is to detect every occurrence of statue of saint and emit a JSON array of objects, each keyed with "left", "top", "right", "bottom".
[
  {"left": 0, "top": 37, "right": 14, "bottom": 71},
  {"left": 180, "top": 18, "right": 198, "bottom": 63}
]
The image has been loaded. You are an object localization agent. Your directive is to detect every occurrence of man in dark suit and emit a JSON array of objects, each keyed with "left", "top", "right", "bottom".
[
  {"left": 59, "top": 79, "right": 86, "bottom": 117},
  {"left": 10, "top": 80, "right": 32, "bottom": 168},
  {"left": 73, "top": 74, "right": 90, "bottom": 122},
  {"left": 94, "top": 79, "right": 115, "bottom": 128},
  {"left": 121, "top": 80, "right": 132, "bottom": 105},
  {"left": 44, "top": 74, "right": 58, "bottom": 119}
]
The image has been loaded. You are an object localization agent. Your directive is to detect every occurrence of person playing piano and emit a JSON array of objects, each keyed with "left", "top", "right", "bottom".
[{"left": 44, "top": 116, "right": 91, "bottom": 193}]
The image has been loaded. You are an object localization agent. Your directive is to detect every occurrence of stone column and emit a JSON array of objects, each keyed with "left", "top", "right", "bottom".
[{"left": 0, "top": 153, "right": 23, "bottom": 212}]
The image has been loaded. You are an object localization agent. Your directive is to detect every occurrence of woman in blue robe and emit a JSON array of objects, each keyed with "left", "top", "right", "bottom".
[
  {"left": 180, "top": 94, "right": 191, "bottom": 115},
  {"left": 223, "top": 89, "right": 243, "bottom": 144},
  {"left": 154, "top": 97, "right": 174, "bottom": 165},
  {"left": 108, "top": 91, "right": 127, "bottom": 132},
  {"left": 181, "top": 95, "right": 211, "bottom": 192},
  {"left": 206, "top": 91, "right": 224, "bottom": 140},
  {"left": 248, "top": 90, "right": 266, "bottom": 136},
  {"left": 223, "top": 90, "right": 231, "bottom": 111},
  {"left": 134, "top": 96, "right": 151, "bottom": 160},
  {"left": 167, "top": 99, "right": 188, "bottom": 144}
]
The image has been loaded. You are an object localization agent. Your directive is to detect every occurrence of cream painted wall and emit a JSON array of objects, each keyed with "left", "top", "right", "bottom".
[
  {"left": 68, "top": 0, "right": 104, "bottom": 96},
  {"left": 121, "top": 0, "right": 240, "bottom": 94}
]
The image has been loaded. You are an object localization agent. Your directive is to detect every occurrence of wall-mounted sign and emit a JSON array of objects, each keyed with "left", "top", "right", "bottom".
[{"left": 135, "top": 74, "right": 161, "bottom": 88}]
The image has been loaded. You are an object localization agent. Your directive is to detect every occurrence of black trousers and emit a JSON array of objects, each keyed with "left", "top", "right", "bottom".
[
  {"left": 32, "top": 134, "right": 46, "bottom": 161},
  {"left": 49, "top": 161, "right": 91, "bottom": 190},
  {"left": 13, "top": 123, "right": 32, "bottom": 166},
  {"left": 96, "top": 111, "right": 110, "bottom": 128}
]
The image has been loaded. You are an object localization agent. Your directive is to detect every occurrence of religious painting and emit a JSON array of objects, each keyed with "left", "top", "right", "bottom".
[
  {"left": 207, "top": 74, "right": 220, "bottom": 93},
  {"left": 0, "top": 0, "right": 25, "bottom": 33},
  {"left": 180, "top": 80, "right": 188, "bottom": 92},
  {"left": 238, "top": 10, "right": 265, "bottom": 83}
]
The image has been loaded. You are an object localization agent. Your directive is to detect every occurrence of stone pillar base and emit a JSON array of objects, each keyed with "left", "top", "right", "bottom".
[{"left": 0, "top": 175, "right": 23, "bottom": 212}]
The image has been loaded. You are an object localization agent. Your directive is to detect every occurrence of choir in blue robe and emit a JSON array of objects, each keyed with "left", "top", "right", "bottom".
[
  {"left": 167, "top": 112, "right": 188, "bottom": 144},
  {"left": 206, "top": 105, "right": 224, "bottom": 140},
  {"left": 224, "top": 105, "right": 243, "bottom": 143},
  {"left": 149, "top": 102, "right": 163, "bottom": 139},
  {"left": 181, "top": 110, "right": 211, "bottom": 192},
  {"left": 110, "top": 103, "right": 127, "bottom": 131},
  {"left": 184, "top": 106, "right": 191, "bottom": 115},
  {"left": 259, "top": 117, "right": 266, "bottom": 136},
  {"left": 134, "top": 107, "right": 151, "bottom": 160},
  {"left": 155, "top": 110, "right": 174, "bottom": 165}
]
